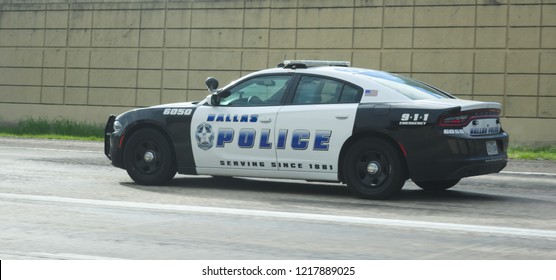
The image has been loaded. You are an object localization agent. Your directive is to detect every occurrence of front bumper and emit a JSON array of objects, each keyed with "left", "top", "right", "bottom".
[{"left": 104, "top": 115, "right": 125, "bottom": 169}]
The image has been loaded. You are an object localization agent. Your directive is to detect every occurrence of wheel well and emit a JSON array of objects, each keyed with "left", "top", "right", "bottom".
[
  {"left": 121, "top": 123, "right": 176, "bottom": 169},
  {"left": 337, "top": 132, "right": 408, "bottom": 183}
]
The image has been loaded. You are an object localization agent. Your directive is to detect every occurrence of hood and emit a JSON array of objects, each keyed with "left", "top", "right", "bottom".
[{"left": 150, "top": 101, "right": 203, "bottom": 109}]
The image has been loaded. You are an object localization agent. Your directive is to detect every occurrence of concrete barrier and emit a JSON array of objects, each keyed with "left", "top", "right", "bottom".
[{"left": 0, "top": 0, "right": 554, "bottom": 145}]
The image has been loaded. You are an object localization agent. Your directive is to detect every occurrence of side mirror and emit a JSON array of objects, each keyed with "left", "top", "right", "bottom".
[{"left": 205, "top": 77, "right": 219, "bottom": 93}]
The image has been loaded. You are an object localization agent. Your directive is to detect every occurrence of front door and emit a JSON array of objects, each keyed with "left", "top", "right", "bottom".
[{"left": 190, "top": 74, "right": 293, "bottom": 176}]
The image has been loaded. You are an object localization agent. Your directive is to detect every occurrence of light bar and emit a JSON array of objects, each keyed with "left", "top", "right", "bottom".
[{"left": 282, "top": 60, "right": 351, "bottom": 68}]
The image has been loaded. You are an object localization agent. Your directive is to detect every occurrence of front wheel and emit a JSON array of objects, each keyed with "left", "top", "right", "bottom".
[
  {"left": 123, "top": 128, "right": 176, "bottom": 185},
  {"left": 413, "top": 179, "right": 460, "bottom": 191},
  {"left": 343, "top": 138, "right": 407, "bottom": 199}
]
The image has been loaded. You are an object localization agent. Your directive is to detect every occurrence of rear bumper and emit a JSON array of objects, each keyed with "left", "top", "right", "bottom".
[
  {"left": 407, "top": 132, "right": 509, "bottom": 181},
  {"left": 428, "top": 155, "right": 507, "bottom": 181}
]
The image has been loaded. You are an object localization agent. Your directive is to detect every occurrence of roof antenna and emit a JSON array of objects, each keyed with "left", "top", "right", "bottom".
[{"left": 277, "top": 55, "right": 288, "bottom": 68}]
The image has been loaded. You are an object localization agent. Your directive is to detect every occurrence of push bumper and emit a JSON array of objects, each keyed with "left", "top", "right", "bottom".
[
  {"left": 104, "top": 115, "right": 115, "bottom": 159},
  {"left": 104, "top": 115, "right": 125, "bottom": 169}
]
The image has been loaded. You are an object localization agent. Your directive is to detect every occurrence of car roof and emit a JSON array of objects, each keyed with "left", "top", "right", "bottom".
[
  {"left": 229, "top": 60, "right": 463, "bottom": 104},
  {"left": 245, "top": 65, "right": 393, "bottom": 88}
]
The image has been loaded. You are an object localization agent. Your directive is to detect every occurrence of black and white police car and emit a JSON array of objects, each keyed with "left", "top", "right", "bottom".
[{"left": 105, "top": 60, "right": 509, "bottom": 199}]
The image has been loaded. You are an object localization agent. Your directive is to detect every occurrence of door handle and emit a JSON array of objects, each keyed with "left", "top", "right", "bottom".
[
  {"left": 260, "top": 117, "right": 272, "bottom": 123},
  {"left": 335, "top": 114, "right": 349, "bottom": 120}
]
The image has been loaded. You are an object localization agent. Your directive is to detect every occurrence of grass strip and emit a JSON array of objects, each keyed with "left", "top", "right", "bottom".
[
  {"left": 0, "top": 117, "right": 103, "bottom": 141},
  {"left": 508, "top": 146, "right": 556, "bottom": 161}
]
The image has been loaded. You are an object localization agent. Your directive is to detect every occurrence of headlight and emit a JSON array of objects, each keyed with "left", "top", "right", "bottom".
[{"left": 113, "top": 120, "right": 122, "bottom": 133}]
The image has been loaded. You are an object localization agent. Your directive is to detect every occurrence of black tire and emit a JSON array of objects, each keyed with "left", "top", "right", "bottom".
[
  {"left": 343, "top": 138, "right": 407, "bottom": 199},
  {"left": 123, "top": 128, "right": 176, "bottom": 185},
  {"left": 414, "top": 179, "right": 460, "bottom": 191}
]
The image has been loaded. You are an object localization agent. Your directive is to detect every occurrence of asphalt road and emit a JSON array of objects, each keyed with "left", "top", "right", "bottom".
[{"left": 0, "top": 137, "right": 555, "bottom": 260}]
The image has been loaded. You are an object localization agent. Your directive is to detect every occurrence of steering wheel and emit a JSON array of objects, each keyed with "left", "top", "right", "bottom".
[{"left": 247, "top": 95, "right": 264, "bottom": 105}]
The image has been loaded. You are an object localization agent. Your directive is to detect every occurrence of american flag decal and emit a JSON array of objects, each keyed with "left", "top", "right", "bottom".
[{"left": 364, "top": 89, "right": 378, "bottom": 96}]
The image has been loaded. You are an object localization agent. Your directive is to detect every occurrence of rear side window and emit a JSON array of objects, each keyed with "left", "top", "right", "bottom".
[
  {"left": 358, "top": 71, "right": 454, "bottom": 100},
  {"left": 339, "top": 84, "right": 360, "bottom": 103},
  {"left": 292, "top": 76, "right": 362, "bottom": 105}
]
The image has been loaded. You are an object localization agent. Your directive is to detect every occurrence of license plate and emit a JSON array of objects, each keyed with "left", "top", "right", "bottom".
[{"left": 486, "top": 141, "right": 498, "bottom": 156}]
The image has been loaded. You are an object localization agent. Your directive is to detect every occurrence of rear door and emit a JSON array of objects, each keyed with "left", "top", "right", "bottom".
[{"left": 274, "top": 75, "right": 362, "bottom": 181}]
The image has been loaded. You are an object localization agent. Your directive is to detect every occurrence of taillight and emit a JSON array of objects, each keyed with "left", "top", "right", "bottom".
[
  {"left": 439, "top": 109, "right": 500, "bottom": 127},
  {"left": 439, "top": 114, "right": 470, "bottom": 127}
]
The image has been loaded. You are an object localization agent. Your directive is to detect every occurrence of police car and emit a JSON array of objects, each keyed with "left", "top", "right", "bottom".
[{"left": 104, "top": 60, "right": 509, "bottom": 199}]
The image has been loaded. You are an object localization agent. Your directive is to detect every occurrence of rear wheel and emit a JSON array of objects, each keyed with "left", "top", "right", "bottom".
[
  {"left": 343, "top": 138, "right": 407, "bottom": 199},
  {"left": 123, "top": 128, "right": 176, "bottom": 185},
  {"left": 414, "top": 179, "right": 460, "bottom": 191}
]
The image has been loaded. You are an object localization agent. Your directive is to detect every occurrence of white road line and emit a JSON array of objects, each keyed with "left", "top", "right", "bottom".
[
  {"left": 0, "top": 146, "right": 99, "bottom": 154},
  {"left": 500, "top": 171, "right": 556, "bottom": 177},
  {"left": 0, "top": 251, "right": 124, "bottom": 260},
  {"left": 2, "top": 193, "right": 556, "bottom": 239},
  {"left": 29, "top": 252, "right": 124, "bottom": 260}
]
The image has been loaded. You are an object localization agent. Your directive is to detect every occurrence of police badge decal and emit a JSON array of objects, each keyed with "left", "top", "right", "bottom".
[{"left": 195, "top": 123, "right": 214, "bottom": 150}]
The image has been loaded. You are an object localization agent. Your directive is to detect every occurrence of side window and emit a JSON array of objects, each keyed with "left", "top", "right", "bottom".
[
  {"left": 339, "top": 84, "right": 361, "bottom": 103},
  {"left": 219, "top": 75, "right": 292, "bottom": 106},
  {"left": 292, "top": 76, "right": 362, "bottom": 105}
]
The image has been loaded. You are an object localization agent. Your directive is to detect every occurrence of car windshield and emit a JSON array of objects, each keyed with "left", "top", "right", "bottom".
[{"left": 358, "top": 70, "right": 454, "bottom": 100}]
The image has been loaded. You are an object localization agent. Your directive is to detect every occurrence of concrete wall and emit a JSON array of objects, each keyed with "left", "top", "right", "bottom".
[{"left": 0, "top": 0, "right": 555, "bottom": 146}]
